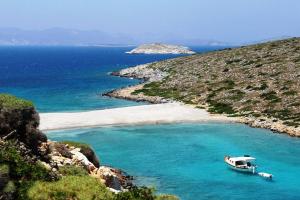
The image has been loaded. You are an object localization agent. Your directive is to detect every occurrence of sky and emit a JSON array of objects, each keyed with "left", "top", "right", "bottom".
[{"left": 0, "top": 0, "right": 300, "bottom": 44}]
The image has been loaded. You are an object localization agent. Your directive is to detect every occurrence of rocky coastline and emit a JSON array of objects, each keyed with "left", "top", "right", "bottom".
[
  {"left": 0, "top": 96, "right": 131, "bottom": 199},
  {"left": 39, "top": 140, "right": 133, "bottom": 193},
  {"left": 110, "top": 63, "right": 168, "bottom": 82},
  {"left": 106, "top": 57, "right": 300, "bottom": 137},
  {"left": 104, "top": 63, "right": 170, "bottom": 103},
  {"left": 103, "top": 84, "right": 168, "bottom": 104},
  {"left": 239, "top": 117, "right": 300, "bottom": 137}
]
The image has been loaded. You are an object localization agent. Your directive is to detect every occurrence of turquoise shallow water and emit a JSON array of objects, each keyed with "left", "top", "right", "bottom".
[{"left": 47, "top": 123, "right": 300, "bottom": 200}]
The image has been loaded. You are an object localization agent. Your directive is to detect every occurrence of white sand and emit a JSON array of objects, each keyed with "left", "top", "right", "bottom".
[{"left": 39, "top": 103, "right": 236, "bottom": 131}]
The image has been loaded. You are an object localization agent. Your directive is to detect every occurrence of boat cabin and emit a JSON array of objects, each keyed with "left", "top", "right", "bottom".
[{"left": 228, "top": 156, "right": 255, "bottom": 168}]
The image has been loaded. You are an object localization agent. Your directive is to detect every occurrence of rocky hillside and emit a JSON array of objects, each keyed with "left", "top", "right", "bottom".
[
  {"left": 110, "top": 38, "right": 300, "bottom": 136},
  {"left": 126, "top": 43, "right": 195, "bottom": 54},
  {"left": 0, "top": 94, "right": 178, "bottom": 200}
]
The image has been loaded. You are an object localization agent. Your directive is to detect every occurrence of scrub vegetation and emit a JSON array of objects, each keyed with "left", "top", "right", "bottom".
[
  {"left": 0, "top": 94, "right": 33, "bottom": 109},
  {"left": 133, "top": 38, "right": 300, "bottom": 128}
]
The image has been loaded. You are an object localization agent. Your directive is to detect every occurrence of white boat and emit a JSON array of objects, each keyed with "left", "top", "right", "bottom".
[{"left": 224, "top": 155, "right": 257, "bottom": 174}]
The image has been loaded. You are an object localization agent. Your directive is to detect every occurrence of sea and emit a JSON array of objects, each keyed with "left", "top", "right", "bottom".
[{"left": 1, "top": 46, "right": 300, "bottom": 200}]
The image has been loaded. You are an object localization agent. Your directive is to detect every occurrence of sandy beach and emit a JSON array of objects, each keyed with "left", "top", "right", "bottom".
[{"left": 39, "top": 103, "right": 236, "bottom": 131}]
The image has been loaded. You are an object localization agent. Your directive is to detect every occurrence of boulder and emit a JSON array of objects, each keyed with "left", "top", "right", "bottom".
[{"left": 79, "top": 146, "right": 100, "bottom": 168}]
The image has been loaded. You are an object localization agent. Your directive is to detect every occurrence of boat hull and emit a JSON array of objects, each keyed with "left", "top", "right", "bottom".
[
  {"left": 227, "top": 164, "right": 256, "bottom": 173},
  {"left": 225, "top": 156, "right": 256, "bottom": 174}
]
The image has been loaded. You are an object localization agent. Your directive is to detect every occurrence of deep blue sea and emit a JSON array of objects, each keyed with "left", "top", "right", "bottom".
[
  {"left": 0, "top": 46, "right": 220, "bottom": 112},
  {"left": 1, "top": 46, "right": 299, "bottom": 200}
]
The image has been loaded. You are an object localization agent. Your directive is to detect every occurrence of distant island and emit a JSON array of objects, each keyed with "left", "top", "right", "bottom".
[
  {"left": 109, "top": 38, "right": 300, "bottom": 137},
  {"left": 126, "top": 43, "right": 195, "bottom": 54}
]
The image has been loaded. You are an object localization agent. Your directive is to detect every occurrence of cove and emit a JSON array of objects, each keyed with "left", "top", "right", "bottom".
[{"left": 47, "top": 123, "right": 300, "bottom": 200}]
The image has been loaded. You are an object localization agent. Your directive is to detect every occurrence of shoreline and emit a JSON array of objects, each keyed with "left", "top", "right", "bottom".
[
  {"left": 104, "top": 83, "right": 300, "bottom": 137},
  {"left": 39, "top": 103, "right": 236, "bottom": 131},
  {"left": 105, "top": 64, "right": 300, "bottom": 138}
]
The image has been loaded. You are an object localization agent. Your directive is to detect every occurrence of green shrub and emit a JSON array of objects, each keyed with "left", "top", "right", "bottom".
[
  {"left": 282, "top": 90, "right": 297, "bottom": 96},
  {"left": 252, "top": 113, "right": 261, "bottom": 117},
  {"left": 0, "top": 164, "right": 9, "bottom": 174},
  {"left": 0, "top": 141, "right": 53, "bottom": 199},
  {"left": 260, "top": 91, "right": 281, "bottom": 103},
  {"left": 133, "top": 82, "right": 183, "bottom": 101},
  {"left": 245, "top": 85, "right": 252, "bottom": 90},
  {"left": 289, "top": 102, "right": 300, "bottom": 107},
  {"left": 255, "top": 63, "right": 263, "bottom": 68},
  {"left": 3, "top": 181, "right": 16, "bottom": 193},
  {"left": 242, "top": 60, "right": 255, "bottom": 66},
  {"left": 60, "top": 141, "right": 90, "bottom": 150},
  {"left": 241, "top": 105, "right": 252, "bottom": 111},
  {"left": 225, "top": 59, "right": 241, "bottom": 64},
  {"left": 27, "top": 177, "right": 177, "bottom": 200},
  {"left": 263, "top": 109, "right": 294, "bottom": 121},
  {"left": 27, "top": 176, "right": 113, "bottom": 200},
  {"left": 155, "top": 194, "right": 180, "bottom": 200},
  {"left": 259, "top": 83, "right": 268, "bottom": 90},
  {"left": 283, "top": 121, "right": 299, "bottom": 128},
  {"left": 0, "top": 141, "right": 51, "bottom": 181},
  {"left": 228, "top": 90, "right": 245, "bottom": 101},
  {"left": 252, "top": 83, "right": 268, "bottom": 90},
  {"left": 208, "top": 102, "right": 235, "bottom": 114},
  {"left": 115, "top": 187, "right": 156, "bottom": 200},
  {"left": 58, "top": 166, "right": 88, "bottom": 176},
  {"left": 131, "top": 90, "right": 143, "bottom": 95},
  {"left": 114, "top": 187, "right": 179, "bottom": 200},
  {"left": 221, "top": 79, "right": 235, "bottom": 89},
  {"left": 196, "top": 105, "right": 206, "bottom": 109},
  {"left": 0, "top": 94, "right": 33, "bottom": 109},
  {"left": 206, "top": 92, "right": 216, "bottom": 102},
  {"left": 144, "top": 82, "right": 162, "bottom": 89}
]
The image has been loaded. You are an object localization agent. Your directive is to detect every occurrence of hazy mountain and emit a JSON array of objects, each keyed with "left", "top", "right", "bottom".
[
  {"left": 0, "top": 27, "right": 233, "bottom": 47},
  {"left": 0, "top": 27, "right": 136, "bottom": 46}
]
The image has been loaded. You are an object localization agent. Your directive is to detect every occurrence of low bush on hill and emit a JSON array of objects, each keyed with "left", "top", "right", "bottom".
[{"left": 0, "top": 94, "right": 33, "bottom": 109}]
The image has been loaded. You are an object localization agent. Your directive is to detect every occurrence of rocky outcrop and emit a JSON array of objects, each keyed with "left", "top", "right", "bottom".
[
  {"left": 111, "top": 63, "right": 167, "bottom": 82},
  {"left": 41, "top": 140, "right": 132, "bottom": 192},
  {"left": 103, "top": 84, "right": 169, "bottom": 104},
  {"left": 90, "top": 166, "right": 133, "bottom": 192},
  {"left": 78, "top": 145, "right": 100, "bottom": 168},
  {"left": 126, "top": 43, "right": 195, "bottom": 54},
  {"left": 239, "top": 117, "right": 300, "bottom": 137},
  {"left": 106, "top": 64, "right": 170, "bottom": 103},
  {"left": 55, "top": 141, "right": 100, "bottom": 168}
]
